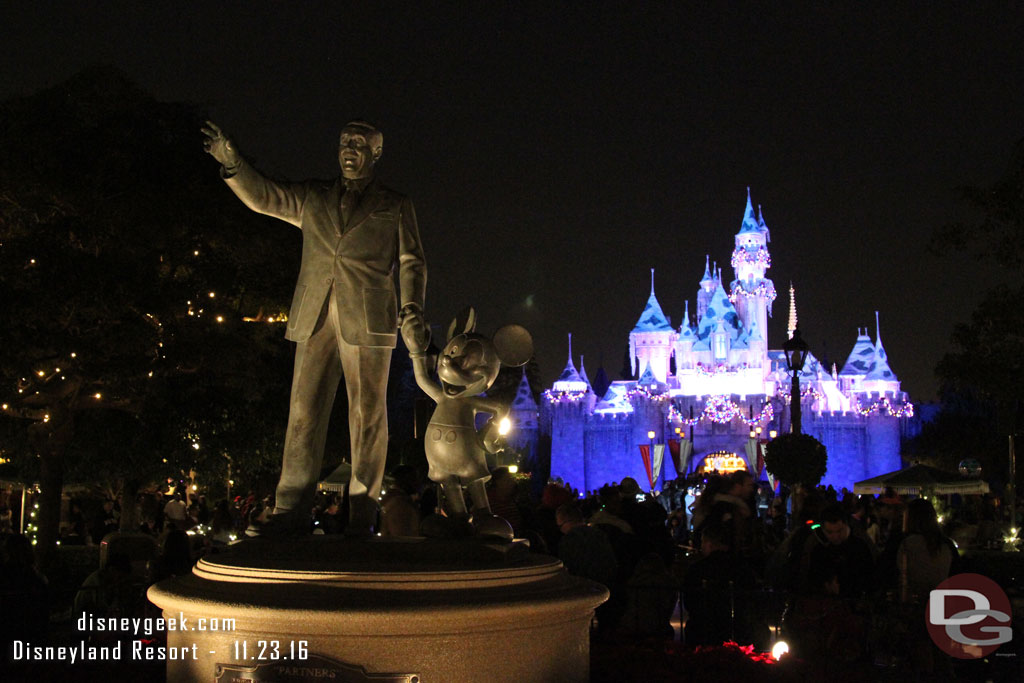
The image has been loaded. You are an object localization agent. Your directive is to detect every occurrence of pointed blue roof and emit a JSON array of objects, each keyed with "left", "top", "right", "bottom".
[
  {"left": 864, "top": 345, "right": 896, "bottom": 381},
  {"left": 638, "top": 361, "right": 658, "bottom": 385},
  {"left": 632, "top": 271, "right": 674, "bottom": 332},
  {"left": 700, "top": 255, "right": 713, "bottom": 284},
  {"left": 578, "top": 355, "right": 594, "bottom": 393},
  {"left": 593, "top": 382, "right": 634, "bottom": 414},
  {"left": 553, "top": 333, "right": 588, "bottom": 391},
  {"left": 866, "top": 312, "right": 897, "bottom": 381},
  {"left": 679, "top": 300, "right": 696, "bottom": 339},
  {"left": 738, "top": 187, "right": 761, "bottom": 234},
  {"left": 757, "top": 204, "right": 771, "bottom": 242},
  {"left": 840, "top": 329, "right": 875, "bottom": 376},
  {"left": 556, "top": 359, "right": 584, "bottom": 383},
  {"left": 696, "top": 284, "right": 741, "bottom": 339},
  {"left": 511, "top": 367, "right": 538, "bottom": 410}
]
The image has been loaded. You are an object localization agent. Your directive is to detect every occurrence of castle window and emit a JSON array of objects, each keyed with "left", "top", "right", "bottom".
[{"left": 714, "top": 334, "right": 727, "bottom": 360}]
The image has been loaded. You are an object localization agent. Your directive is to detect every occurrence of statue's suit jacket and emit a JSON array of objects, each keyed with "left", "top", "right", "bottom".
[{"left": 224, "top": 161, "right": 426, "bottom": 347}]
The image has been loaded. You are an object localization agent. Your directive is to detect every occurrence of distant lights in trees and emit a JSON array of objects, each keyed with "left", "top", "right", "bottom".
[
  {"left": 148, "top": 371, "right": 154, "bottom": 377},
  {"left": 43, "top": 414, "right": 50, "bottom": 422},
  {"left": 70, "top": 352, "right": 76, "bottom": 358},
  {"left": 216, "top": 316, "right": 224, "bottom": 323},
  {"left": 1, "top": 404, "right": 6, "bottom": 410},
  {"left": 208, "top": 292, "right": 216, "bottom": 299},
  {"left": 192, "top": 443, "right": 200, "bottom": 450},
  {"left": 93, "top": 393, "right": 102, "bottom": 400},
  {"left": 193, "top": 250, "right": 200, "bottom": 256},
  {"left": 36, "top": 370, "right": 45, "bottom": 377}
]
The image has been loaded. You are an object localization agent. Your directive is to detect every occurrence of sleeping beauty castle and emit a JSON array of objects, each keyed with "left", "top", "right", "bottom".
[{"left": 504, "top": 190, "right": 917, "bottom": 491}]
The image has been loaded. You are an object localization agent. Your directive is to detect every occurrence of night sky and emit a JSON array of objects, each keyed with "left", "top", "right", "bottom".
[{"left": 4, "top": 2, "right": 1023, "bottom": 401}]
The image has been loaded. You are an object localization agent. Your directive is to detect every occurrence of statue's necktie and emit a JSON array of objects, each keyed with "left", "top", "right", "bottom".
[{"left": 340, "top": 182, "right": 360, "bottom": 225}]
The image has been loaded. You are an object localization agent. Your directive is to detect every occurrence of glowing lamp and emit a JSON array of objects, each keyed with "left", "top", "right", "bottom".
[
  {"left": 771, "top": 640, "right": 789, "bottom": 660},
  {"left": 769, "top": 430, "right": 778, "bottom": 439},
  {"left": 498, "top": 417, "right": 512, "bottom": 436},
  {"left": 508, "top": 465, "right": 518, "bottom": 474},
  {"left": 647, "top": 430, "right": 656, "bottom": 440}
]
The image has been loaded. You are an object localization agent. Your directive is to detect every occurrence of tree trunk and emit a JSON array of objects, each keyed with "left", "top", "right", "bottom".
[{"left": 35, "top": 446, "right": 65, "bottom": 572}]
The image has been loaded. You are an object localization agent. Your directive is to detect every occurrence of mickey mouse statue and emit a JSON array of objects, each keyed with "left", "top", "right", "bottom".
[{"left": 401, "top": 307, "right": 532, "bottom": 541}]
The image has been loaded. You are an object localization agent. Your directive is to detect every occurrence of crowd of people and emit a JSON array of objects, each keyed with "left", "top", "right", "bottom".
[{"left": 0, "top": 465, "right": 1011, "bottom": 673}]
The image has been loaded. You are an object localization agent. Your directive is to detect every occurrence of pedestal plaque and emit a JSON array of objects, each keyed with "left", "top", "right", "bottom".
[{"left": 148, "top": 537, "right": 607, "bottom": 682}]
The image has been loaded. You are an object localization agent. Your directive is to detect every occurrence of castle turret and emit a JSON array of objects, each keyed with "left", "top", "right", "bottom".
[
  {"left": 729, "top": 189, "right": 776, "bottom": 365},
  {"left": 861, "top": 312, "right": 901, "bottom": 394},
  {"left": 552, "top": 333, "right": 589, "bottom": 393},
  {"left": 629, "top": 269, "right": 677, "bottom": 384}
]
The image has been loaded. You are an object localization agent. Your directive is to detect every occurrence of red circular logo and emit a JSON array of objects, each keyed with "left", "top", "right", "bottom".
[{"left": 926, "top": 573, "right": 1013, "bottom": 658}]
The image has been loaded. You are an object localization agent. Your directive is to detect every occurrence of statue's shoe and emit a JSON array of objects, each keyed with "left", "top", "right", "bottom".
[
  {"left": 244, "top": 511, "right": 309, "bottom": 539},
  {"left": 419, "top": 513, "right": 473, "bottom": 539},
  {"left": 471, "top": 513, "right": 514, "bottom": 542}
]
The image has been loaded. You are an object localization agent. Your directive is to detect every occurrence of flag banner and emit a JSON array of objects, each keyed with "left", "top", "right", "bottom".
[
  {"left": 652, "top": 444, "right": 665, "bottom": 483},
  {"left": 745, "top": 439, "right": 758, "bottom": 473},
  {"left": 668, "top": 439, "right": 681, "bottom": 477},
  {"left": 639, "top": 444, "right": 654, "bottom": 490},
  {"left": 679, "top": 438, "right": 693, "bottom": 475}
]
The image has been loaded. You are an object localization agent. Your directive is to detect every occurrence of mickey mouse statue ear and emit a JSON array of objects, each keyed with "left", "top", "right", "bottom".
[
  {"left": 447, "top": 306, "right": 477, "bottom": 341},
  {"left": 493, "top": 325, "right": 533, "bottom": 367}
]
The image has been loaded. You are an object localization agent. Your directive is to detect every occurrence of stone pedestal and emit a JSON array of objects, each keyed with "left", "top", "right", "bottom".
[{"left": 148, "top": 536, "right": 607, "bottom": 682}]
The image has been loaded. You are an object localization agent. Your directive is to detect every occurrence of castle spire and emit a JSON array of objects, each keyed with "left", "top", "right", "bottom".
[
  {"left": 739, "top": 186, "right": 760, "bottom": 233},
  {"left": 758, "top": 203, "right": 771, "bottom": 242},
  {"left": 701, "top": 255, "right": 712, "bottom": 283},
  {"left": 650, "top": 267, "right": 655, "bottom": 296},
  {"left": 787, "top": 282, "right": 798, "bottom": 339}
]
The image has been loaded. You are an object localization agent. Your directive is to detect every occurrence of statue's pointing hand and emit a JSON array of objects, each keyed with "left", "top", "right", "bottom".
[{"left": 201, "top": 121, "right": 240, "bottom": 170}]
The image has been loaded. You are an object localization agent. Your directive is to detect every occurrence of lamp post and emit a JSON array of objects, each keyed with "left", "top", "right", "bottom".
[
  {"left": 783, "top": 327, "right": 810, "bottom": 435},
  {"left": 647, "top": 430, "right": 657, "bottom": 492}
]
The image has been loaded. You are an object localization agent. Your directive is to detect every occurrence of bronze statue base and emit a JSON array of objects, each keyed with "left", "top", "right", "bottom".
[{"left": 148, "top": 536, "right": 607, "bottom": 682}]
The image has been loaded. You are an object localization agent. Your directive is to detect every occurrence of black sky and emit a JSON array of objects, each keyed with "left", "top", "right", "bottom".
[{"left": 4, "top": 2, "right": 1023, "bottom": 400}]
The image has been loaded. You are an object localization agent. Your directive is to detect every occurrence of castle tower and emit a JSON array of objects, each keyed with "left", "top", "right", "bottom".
[
  {"left": 729, "top": 189, "right": 776, "bottom": 365},
  {"left": 508, "top": 367, "right": 540, "bottom": 461},
  {"left": 861, "top": 312, "right": 901, "bottom": 394},
  {"left": 629, "top": 269, "right": 677, "bottom": 384},
  {"left": 839, "top": 328, "right": 875, "bottom": 393},
  {"left": 552, "top": 333, "right": 589, "bottom": 393}
]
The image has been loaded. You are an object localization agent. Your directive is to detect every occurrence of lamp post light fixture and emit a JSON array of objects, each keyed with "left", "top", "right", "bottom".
[
  {"left": 647, "top": 430, "right": 656, "bottom": 491},
  {"left": 769, "top": 429, "right": 778, "bottom": 440},
  {"left": 782, "top": 327, "right": 810, "bottom": 435}
]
